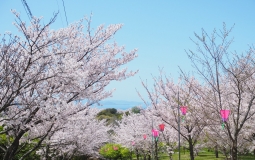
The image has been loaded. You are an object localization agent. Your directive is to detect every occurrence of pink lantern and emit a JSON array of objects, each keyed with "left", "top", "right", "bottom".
[
  {"left": 159, "top": 124, "right": 165, "bottom": 132},
  {"left": 152, "top": 129, "right": 159, "bottom": 138},
  {"left": 220, "top": 109, "right": 230, "bottom": 129},
  {"left": 180, "top": 106, "right": 188, "bottom": 115},
  {"left": 113, "top": 146, "right": 118, "bottom": 150},
  {"left": 132, "top": 141, "right": 135, "bottom": 146},
  {"left": 220, "top": 110, "right": 230, "bottom": 122},
  {"left": 143, "top": 134, "right": 147, "bottom": 140}
]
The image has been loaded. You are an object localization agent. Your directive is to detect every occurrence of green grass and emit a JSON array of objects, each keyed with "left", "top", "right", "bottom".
[
  {"left": 157, "top": 149, "right": 255, "bottom": 160},
  {"left": 237, "top": 154, "right": 255, "bottom": 160},
  {"left": 131, "top": 149, "right": 254, "bottom": 160},
  {"left": 159, "top": 151, "right": 225, "bottom": 160}
]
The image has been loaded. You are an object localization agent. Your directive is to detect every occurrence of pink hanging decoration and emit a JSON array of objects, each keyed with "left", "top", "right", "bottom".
[
  {"left": 152, "top": 129, "right": 159, "bottom": 141},
  {"left": 159, "top": 124, "right": 165, "bottom": 132},
  {"left": 132, "top": 141, "right": 135, "bottom": 146},
  {"left": 220, "top": 110, "right": 230, "bottom": 122},
  {"left": 152, "top": 129, "right": 159, "bottom": 138},
  {"left": 220, "top": 109, "right": 230, "bottom": 129},
  {"left": 113, "top": 146, "right": 118, "bottom": 150},
  {"left": 143, "top": 134, "right": 147, "bottom": 140},
  {"left": 180, "top": 106, "right": 188, "bottom": 115}
]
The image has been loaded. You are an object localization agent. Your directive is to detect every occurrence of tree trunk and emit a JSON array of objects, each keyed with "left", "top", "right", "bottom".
[
  {"left": 136, "top": 148, "right": 139, "bottom": 160},
  {"left": 142, "top": 150, "right": 146, "bottom": 160},
  {"left": 147, "top": 151, "right": 151, "bottom": 160},
  {"left": 155, "top": 141, "right": 158, "bottom": 160},
  {"left": 3, "top": 142, "right": 19, "bottom": 160},
  {"left": 231, "top": 140, "right": 238, "bottom": 160},
  {"left": 136, "top": 154, "right": 139, "bottom": 160},
  {"left": 188, "top": 138, "right": 195, "bottom": 160},
  {"left": 168, "top": 153, "right": 173, "bottom": 160},
  {"left": 45, "top": 144, "right": 50, "bottom": 160},
  {"left": 3, "top": 129, "right": 26, "bottom": 160},
  {"left": 215, "top": 145, "right": 219, "bottom": 158}
]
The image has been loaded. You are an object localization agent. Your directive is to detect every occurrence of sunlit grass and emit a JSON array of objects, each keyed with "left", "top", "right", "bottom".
[
  {"left": 131, "top": 148, "right": 254, "bottom": 160},
  {"left": 157, "top": 149, "right": 255, "bottom": 160},
  {"left": 159, "top": 151, "right": 225, "bottom": 160}
]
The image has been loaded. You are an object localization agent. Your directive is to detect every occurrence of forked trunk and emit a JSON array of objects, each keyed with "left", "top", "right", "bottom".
[{"left": 3, "top": 130, "right": 26, "bottom": 160}]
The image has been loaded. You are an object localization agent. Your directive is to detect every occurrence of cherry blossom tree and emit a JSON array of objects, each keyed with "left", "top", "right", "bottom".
[
  {"left": 34, "top": 107, "right": 110, "bottom": 159},
  {"left": 186, "top": 23, "right": 255, "bottom": 160},
  {"left": 113, "top": 112, "right": 152, "bottom": 160},
  {"left": 0, "top": 10, "right": 137, "bottom": 160},
  {"left": 138, "top": 73, "right": 207, "bottom": 160}
]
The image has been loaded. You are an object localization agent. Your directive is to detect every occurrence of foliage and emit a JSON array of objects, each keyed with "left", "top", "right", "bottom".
[
  {"left": 131, "top": 106, "right": 141, "bottom": 114},
  {"left": 123, "top": 106, "right": 141, "bottom": 116},
  {"left": 99, "top": 143, "right": 130, "bottom": 160},
  {"left": 96, "top": 108, "right": 122, "bottom": 126},
  {"left": 14, "top": 142, "right": 41, "bottom": 160},
  {"left": 119, "top": 147, "right": 130, "bottom": 159},
  {"left": 98, "top": 108, "right": 118, "bottom": 116}
]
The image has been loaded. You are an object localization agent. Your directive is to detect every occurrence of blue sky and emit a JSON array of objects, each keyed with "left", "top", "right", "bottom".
[{"left": 1, "top": 1, "right": 255, "bottom": 102}]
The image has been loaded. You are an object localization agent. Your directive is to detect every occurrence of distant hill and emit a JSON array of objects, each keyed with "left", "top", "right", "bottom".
[{"left": 93, "top": 100, "right": 146, "bottom": 110}]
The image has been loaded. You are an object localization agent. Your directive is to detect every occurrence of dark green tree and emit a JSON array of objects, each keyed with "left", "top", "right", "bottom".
[
  {"left": 131, "top": 106, "right": 141, "bottom": 114},
  {"left": 96, "top": 108, "right": 122, "bottom": 126}
]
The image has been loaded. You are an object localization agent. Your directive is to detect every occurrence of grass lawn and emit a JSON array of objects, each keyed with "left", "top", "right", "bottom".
[{"left": 157, "top": 149, "right": 255, "bottom": 160}]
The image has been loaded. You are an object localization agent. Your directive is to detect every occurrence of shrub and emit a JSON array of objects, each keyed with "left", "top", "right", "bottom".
[{"left": 99, "top": 143, "right": 130, "bottom": 160}]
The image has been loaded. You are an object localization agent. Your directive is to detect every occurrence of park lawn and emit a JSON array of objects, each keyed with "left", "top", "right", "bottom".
[
  {"left": 158, "top": 150, "right": 225, "bottom": 160},
  {"left": 132, "top": 149, "right": 254, "bottom": 160},
  {"left": 158, "top": 149, "right": 255, "bottom": 160},
  {"left": 237, "top": 154, "right": 255, "bottom": 160}
]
